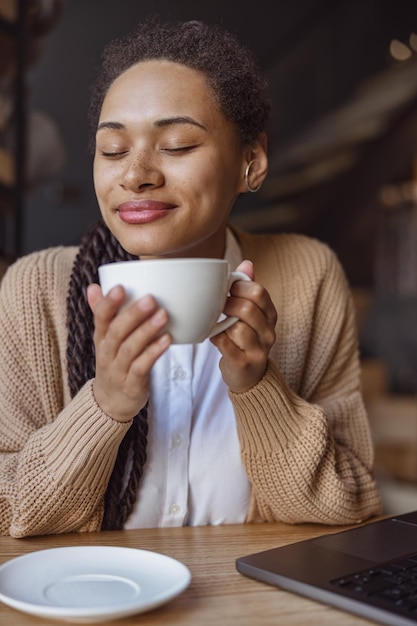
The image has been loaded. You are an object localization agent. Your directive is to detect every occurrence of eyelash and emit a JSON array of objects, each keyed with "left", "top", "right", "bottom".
[
  {"left": 162, "top": 145, "right": 197, "bottom": 153},
  {"left": 100, "top": 150, "right": 127, "bottom": 158},
  {"left": 100, "top": 146, "right": 197, "bottom": 158}
]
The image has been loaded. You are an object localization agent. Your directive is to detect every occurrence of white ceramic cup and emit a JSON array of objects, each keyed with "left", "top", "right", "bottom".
[{"left": 98, "top": 258, "right": 251, "bottom": 344}]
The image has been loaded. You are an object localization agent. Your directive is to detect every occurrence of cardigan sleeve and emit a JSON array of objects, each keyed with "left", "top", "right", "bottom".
[
  {"left": 0, "top": 249, "right": 131, "bottom": 537},
  {"left": 231, "top": 234, "right": 382, "bottom": 525}
]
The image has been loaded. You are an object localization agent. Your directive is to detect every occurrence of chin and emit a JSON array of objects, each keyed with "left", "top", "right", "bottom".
[
  {"left": 110, "top": 224, "right": 198, "bottom": 259},
  {"left": 108, "top": 226, "right": 156, "bottom": 258},
  {"left": 118, "top": 238, "right": 168, "bottom": 259}
]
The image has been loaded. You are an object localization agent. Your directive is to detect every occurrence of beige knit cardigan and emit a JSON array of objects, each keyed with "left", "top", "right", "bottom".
[{"left": 0, "top": 229, "right": 381, "bottom": 536}]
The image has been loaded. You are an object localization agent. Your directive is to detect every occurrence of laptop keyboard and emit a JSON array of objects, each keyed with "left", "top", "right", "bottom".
[{"left": 331, "top": 553, "right": 417, "bottom": 615}]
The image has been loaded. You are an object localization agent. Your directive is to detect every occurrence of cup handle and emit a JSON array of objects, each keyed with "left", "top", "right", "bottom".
[{"left": 208, "top": 271, "right": 251, "bottom": 338}]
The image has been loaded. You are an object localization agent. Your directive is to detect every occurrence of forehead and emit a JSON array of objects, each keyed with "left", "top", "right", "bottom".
[{"left": 100, "top": 59, "right": 221, "bottom": 121}]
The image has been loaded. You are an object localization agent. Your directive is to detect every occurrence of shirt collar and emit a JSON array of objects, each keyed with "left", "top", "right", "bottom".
[{"left": 224, "top": 227, "right": 243, "bottom": 270}]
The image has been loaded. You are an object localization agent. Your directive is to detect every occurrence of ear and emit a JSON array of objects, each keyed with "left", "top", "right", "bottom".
[{"left": 238, "top": 133, "right": 269, "bottom": 194}]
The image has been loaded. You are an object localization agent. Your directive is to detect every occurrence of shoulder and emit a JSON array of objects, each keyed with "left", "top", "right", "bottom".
[
  {"left": 2, "top": 246, "right": 78, "bottom": 280},
  {"left": 0, "top": 246, "right": 79, "bottom": 307},
  {"left": 235, "top": 229, "right": 344, "bottom": 282}
]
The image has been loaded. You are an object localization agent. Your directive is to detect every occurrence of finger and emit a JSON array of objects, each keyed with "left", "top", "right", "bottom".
[
  {"left": 93, "top": 326, "right": 171, "bottom": 422},
  {"left": 210, "top": 325, "right": 268, "bottom": 392},
  {"left": 93, "top": 290, "right": 156, "bottom": 349},
  {"left": 89, "top": 285, "right": 128, "bottom": 335},
  {"left": 86, "top": 283, "right": 104, "bottom": 312},
  {"left": 211, "top": 320, "right": 258, "bottom": 354},
  {"left": 96, "top": 301, "right": 168, "bottom": 372},
  {"left": 235, "top": 259, "right": 255, "bottom": 280},
  {"left": 112, "top": 306, "right": 170, "bottom": 371},
  {"left": 223, "top": 296, "right": 276, "bottom": 348},
  {"left": 128, "top": 332, "right": 172, "bottom": 381},
  {"left": 229, "top": 281, "right": 277, "bottom": 327}
]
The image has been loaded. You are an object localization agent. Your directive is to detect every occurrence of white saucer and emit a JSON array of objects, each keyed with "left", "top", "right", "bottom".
[{"left": 0, "top": 546, "right": 191, "bottom": 623}]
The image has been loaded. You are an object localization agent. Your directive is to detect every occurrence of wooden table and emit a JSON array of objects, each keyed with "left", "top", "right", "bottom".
[{"left": 0, "top": 521, "right": 381, "bottom": 625}]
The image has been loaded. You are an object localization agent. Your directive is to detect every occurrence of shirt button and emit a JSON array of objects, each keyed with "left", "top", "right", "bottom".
[
  {"left": 169, "top": 504, "right": 181, "bottom": 516},
  {"left": 173, "top": 366, "right": 186, "bottom": 380},
  {"left": 172, "top": 434, "right": 184, "bottom": 449}
]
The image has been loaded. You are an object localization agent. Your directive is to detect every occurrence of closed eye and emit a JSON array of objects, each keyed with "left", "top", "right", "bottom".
[
  {"left": 161, "top": 145, "right": 199, "bottom": 154},
  {"left": 100, "top": 150, "right": 129, "bottom": 158}
]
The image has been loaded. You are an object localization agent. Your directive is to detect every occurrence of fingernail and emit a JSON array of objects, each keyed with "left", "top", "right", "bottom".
[
  {"left": 151, "top": 308, "right": 168, "bottom": 326},
  {"left": 137, "top": 295, "right": 155, "bottom": 311},
  {"left": 158, "top": 333, "right": 171, "bottom": 346},
  {"left": 109, "top": 286, "right": 124, "bottom": 299}
]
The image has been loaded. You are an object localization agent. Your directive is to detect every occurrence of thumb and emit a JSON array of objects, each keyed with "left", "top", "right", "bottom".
[
  {"left": 86, "top": 283, "right": 103, "bottom": 313},
  {"left": 236, "top": 259, "right": 254, "bottom": 280}
]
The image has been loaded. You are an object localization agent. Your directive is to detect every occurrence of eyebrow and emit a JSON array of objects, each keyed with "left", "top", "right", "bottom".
[
  {"left": 96, "top": 121, "right": 124, "bottom": 132},
  {"left": 96, "top": 116, "right": 207, "bottom": 132},
  {"left": 154, "top": 116, "right": 207, "bottom": 131}
]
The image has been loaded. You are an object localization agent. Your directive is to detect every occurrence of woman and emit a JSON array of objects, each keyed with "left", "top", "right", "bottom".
[{"left": 0, "top": 17, "right": 381, "bottom": 536}]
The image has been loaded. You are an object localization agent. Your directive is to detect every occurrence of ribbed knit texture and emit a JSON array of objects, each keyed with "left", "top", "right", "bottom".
[{"left": 0, "top": 232, "right": 381, "bottom": 536}]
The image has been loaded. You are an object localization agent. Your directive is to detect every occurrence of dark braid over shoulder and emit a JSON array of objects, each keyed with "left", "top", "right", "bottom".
[{"left": 66, "top": 220, "right": 148, "bottom": 530}]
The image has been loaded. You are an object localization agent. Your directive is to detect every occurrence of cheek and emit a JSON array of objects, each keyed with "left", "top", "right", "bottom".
[
  {"left": 93, "top": 162, "right": 116, "bottom": 198},
  {"left": 92, "top": 159, "right": 102, "bottom": 194},
  {"left": 179, "top": 158, "right": 223, "bottom": 194},
  {"left": 192, "top": 163, "right": 239, "bottom": 204}
]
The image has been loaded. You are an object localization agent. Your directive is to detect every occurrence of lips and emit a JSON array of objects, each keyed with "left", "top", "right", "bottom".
[{"left": 117, "top": 200, "right": 176, "bottom": 224}]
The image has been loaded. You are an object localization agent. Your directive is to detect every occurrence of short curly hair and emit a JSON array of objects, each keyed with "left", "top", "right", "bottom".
[{"left": 88, "top": 16, "right": 271, "bottom": 150}]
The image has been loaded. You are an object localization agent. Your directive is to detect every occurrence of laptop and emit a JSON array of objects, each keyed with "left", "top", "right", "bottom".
[{"left": 236, "top": 510, "right": 417, "bottom": 626}]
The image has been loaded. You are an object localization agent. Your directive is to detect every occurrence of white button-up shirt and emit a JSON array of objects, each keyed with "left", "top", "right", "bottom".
[{"left": 125, "top": 230, "right": 251, "bottom": 528}]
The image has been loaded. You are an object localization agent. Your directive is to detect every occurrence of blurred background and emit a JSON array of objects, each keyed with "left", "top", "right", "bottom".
[{"left": 1, "top": 0, "right": 417, "bottom": 513}]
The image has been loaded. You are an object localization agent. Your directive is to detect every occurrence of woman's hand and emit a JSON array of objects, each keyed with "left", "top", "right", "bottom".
[
  {"left": 210, "top": 260, "right": 277, "bottom": 393},
  {"left": 87, "top": 284, "right": 171, "bottom": 422}
]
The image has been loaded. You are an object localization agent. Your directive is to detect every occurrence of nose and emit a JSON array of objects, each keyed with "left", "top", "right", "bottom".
[{"left": 120, "top": 151, "right": 164, "bottom": 191}]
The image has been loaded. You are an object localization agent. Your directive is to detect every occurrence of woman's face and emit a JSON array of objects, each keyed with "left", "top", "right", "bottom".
[{"left": 94, "top": 60, "right": 252, "bottom": 259}]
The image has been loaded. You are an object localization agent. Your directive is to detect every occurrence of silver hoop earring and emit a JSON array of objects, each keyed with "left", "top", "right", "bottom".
[{"left": 245, "top": 160, "right": 262, "bottom": 193}]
